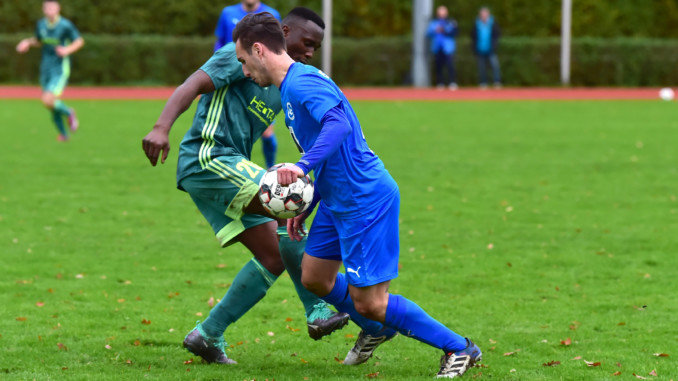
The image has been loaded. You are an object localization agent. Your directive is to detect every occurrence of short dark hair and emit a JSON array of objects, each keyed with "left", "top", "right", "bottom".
[
  {"left": 232, "top": 12, "right": 286, "bottom": 54},
  {"left": 283, "top": 7, "right": 325, "bottom": 29}
]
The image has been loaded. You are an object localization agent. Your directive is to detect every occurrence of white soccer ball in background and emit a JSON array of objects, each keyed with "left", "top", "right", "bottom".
[
  {"left": 258, "top": 163, "right": 314, "bottom": 218},
  {"left": 659, "top": 87, "right": 675, "bottom": 101}
]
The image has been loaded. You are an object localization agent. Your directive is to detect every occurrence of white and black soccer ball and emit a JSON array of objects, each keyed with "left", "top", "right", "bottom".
[{"left": 258, "top": 163, "right": 314, "bottom": 218}]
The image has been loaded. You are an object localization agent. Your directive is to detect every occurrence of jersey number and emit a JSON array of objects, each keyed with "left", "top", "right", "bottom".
[{"left": 236, "top": 160, "right": 262, "bottom": 178}]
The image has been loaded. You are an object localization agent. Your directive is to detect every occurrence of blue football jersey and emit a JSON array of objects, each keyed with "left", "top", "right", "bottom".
[
  {"left": 215, "top": 3, "right": 281, "bottom": 45},
  {"left": 280, "top": 63, "right": 398, "bottom": 216}
]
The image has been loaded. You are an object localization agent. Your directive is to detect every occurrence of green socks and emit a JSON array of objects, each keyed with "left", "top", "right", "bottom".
[
  {"left": 279, "top": 236, "right": 328, "bottom": 319},
  {"left": 201, "top": 258, "right": 278, "bottom": 338},
  {"left": 51, "top": 100, "right": 71, "bottom": 137},
  {"left": 54, "top": 100, "right": 71, "bottom": 116},
  {"left": 51, "top": 110, "right": 67, "bottom": 136}
]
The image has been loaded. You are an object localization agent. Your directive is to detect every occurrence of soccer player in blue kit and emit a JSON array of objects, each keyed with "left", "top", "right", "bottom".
[
  {"left": 233, "top": 13, "right": 482, "bottom": 379},
  {"left": 215, "top": 0, "right": 281, "bottom": 168}
]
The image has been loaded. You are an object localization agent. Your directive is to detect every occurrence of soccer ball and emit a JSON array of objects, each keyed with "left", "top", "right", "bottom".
[
  {"left": 258, "top": 163, "right": 314, "bottom": 218},
  {"left": 659, "top": 87, "right": 675, "bottom": 101}
]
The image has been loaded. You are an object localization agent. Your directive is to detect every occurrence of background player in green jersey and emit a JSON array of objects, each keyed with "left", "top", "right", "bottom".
[
  {"left": 141, "top": 8, "right": 346, "bottom": 364},
  {"left": 15, "top": 0, "right": 83, "bottom": 142}
]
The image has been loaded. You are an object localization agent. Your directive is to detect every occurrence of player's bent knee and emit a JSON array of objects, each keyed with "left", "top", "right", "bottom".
[
  {"left": 300, "top": 273, "right": 328, "bottom": 296},
  {"left": 41, "top": 94, "right": 55, "bottom": 109},
  {"left": 353, "top": 299, "right": 387, "bottom": 322}
]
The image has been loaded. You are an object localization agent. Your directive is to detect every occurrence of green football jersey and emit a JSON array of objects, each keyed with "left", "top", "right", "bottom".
[
  {"left": 176, "top": 43, "right": 282, "bottom": 187},
  {"left": 35, "top": 17, "right": 80, "bottom": 74}
]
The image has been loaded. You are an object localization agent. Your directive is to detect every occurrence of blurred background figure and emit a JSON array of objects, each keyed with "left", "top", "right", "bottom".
[
  {"left": 15, "top": 0, "right": 83, "bottom": 142},
  {"left": 214, "top": 0, "right": 281, "bottom": 168},
  {"left": 427, "top": 5, "right": 458, "bottom": 90},
  {"left": 471, "top": 6, "right": 501, "bottom": 89}
]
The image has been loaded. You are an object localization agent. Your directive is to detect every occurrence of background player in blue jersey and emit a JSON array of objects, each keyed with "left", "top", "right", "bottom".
[
  {"left": 16, "top": 0, "right": 83, "bottom": 142},
  {"left": 215, "top": 0, "right": 281, "bottom": 168},
  {"left": 233, "top": 13, "right": 482, "bottom": 378}
]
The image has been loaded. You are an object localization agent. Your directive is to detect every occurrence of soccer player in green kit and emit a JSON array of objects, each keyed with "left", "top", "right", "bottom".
[
  {"left": 141, "top": 8, "right": 347, "bottom": 364},
  {"left": 16, "top": 0, "right": 83, "bottom": 142}
]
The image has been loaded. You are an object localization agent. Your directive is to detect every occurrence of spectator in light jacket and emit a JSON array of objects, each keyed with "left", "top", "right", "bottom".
[{"left": 471, "top": 7, "right": 502, "bottom": 88}]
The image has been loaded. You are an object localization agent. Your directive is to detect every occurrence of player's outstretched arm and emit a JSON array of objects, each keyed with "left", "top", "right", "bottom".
[
  {"left": 16, "top": 37, "right": 40, "bottom": 54},
  {"left": 142, "top": 70, "right": 216, "bottom": 166}
]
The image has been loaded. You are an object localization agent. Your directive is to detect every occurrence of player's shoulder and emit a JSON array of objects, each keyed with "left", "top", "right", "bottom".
[
  {"left": 214, "top": 42, "right": 237, "bottom": 56},
  {"left": 285, "top": 64, "right": 336, "bottom": 98}
]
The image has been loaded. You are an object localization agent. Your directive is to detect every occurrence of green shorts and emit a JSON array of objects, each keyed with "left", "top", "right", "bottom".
[
  {"left": 40, "top": 67, "right": 69, "bottom": 97},
  {"left": 179, "top": 156, "right": 272, "bottom": 247}
]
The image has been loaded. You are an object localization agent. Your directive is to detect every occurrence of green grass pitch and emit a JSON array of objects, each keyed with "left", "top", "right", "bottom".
[{"left": 1, "top": 99, "right": 676, "bottom": 379}]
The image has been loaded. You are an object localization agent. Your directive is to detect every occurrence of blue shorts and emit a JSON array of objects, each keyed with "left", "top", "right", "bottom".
[{"left": 305, "top": 192, "right": 400, "bottom": 287}]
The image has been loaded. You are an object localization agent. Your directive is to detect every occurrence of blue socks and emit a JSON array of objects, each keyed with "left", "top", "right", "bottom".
[
  {"left": 385, "top": 293, "right": 467, "bottom": 352},
  {"left": 261, "top": 134, "right": 277, "bottom": 168},
  {"left": 321, "top": 273, "right": 392, "bottom": 336},
  {"left": 322, "top": 273, "right": 468, "bottom": 352}
]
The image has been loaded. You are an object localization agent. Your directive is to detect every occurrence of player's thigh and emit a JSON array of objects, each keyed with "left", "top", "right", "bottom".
[
  {"left": 180, "top": 166, "right": 273, "bottom": 248},
  {"left": 336, "top": 193, "right": 401, "bottom": 288},
  {"left": 237, "top": 219, "right": 284, "bottom": 275},
  {"left": 41, "top": 68, "right": 68, "bottom": 98},
  {"left": 305, "top": 204, "right": 342, "bottom": 262}
]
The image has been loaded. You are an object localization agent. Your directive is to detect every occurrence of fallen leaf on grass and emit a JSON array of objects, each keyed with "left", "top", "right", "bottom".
[
  {"left": 543, "top": 361, "right": 560, "bottom": 367},
  {"left": 560, "top": 338, "right": 572, "bottom": 346},
  {"left": 36, "top": 302, "right": 44, "bottom": 307},
  {"left": 57, "top": 342, "right": 68, "bottom": 351},
  {"left": 649, "top": 369, "right": 657, "bottom": 377},
  {"left": 503, "top": 350, "right": 520, "bottom": 356},
  {"left": 633, "top": 374, "right": 647, "bottom": 380},
  {"left": 585, "top": 360, "right": 601, "bottom": 367},
  {"left": 16, "top": 317, "right": 27, "bottom": 321},
  {"left": 345, "top": 334, "right": 355, "bottom": 339},
  {"left": 141, "top": 319, "right": 151, "bottom": 325},
  {"left": 366, "top": 372, "right": 380, "bottom": 378},
  {"left": 617, "top": 322, "right": 626, "bottom": 326},
  {"left": 285, "top": 317, "right": 293, "bottom": 322},
  {"left": 286, "top": 325, "right": 300, "bottom": 332},
  {"left": 612, "top": 371, "right": 621, "bottom": 376},
  {"left": 117, "top": 299, "right": 125, "bottom": 303},
  {"left": 489, "top": 339, "right": 497, "bottom": 344},
  {"left": 133, "top": 340, "right": 140, "bottom": 346},
  {"left": 652, "top": 353, "right": 669, "bottom": 357},
  {"left": 184, "top": 359, "right": 193, "bottom": 365},
  {"left": 207, "top": 297, "right": 215, "bottom": 307},
  {"left": 300, "top": 358, "right": 308, "bottom": 364},
  {"left": 125, "top": 360, "right": 132, "bottom": 364},
  {"left": 105, "top": 345, "right": 112, "bottom": 350},
  {"left": 267, "top": 331, "right": 274, "bottom": 336},
  {"left": 509, "top": 369, "right": 516, "bottom": 373},
  {"left": 62, "top": 367, "right": 68, "bottom": 371},
  {"left": 195, "top": 312, "right": 203, "bottom": 317},
  {"left": 334, "top": 357, "right": 343, "bottom": 363},
  {"left": 572, "top": 356, "right": 582, "bottom": 360}
]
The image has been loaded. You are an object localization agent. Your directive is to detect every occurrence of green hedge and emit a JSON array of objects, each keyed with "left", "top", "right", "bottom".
[
  {"left": 2, "top": 34, "right": 678, "bottom": 87},
  {"left": 3, "top": 0, "right": 678, "bottom": 38}
]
